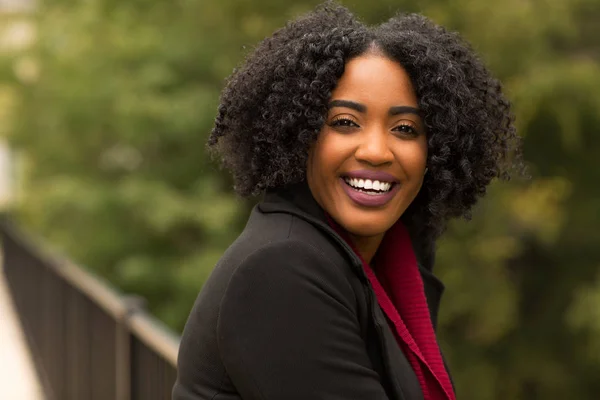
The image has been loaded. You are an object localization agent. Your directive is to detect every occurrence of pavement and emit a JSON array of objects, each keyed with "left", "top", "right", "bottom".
[{"left": 0, "top": 264, "right": 44, "bottom": 400}]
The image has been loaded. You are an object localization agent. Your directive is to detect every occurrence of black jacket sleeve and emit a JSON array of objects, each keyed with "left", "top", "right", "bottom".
[{"left": 217, "top": 239, "right": 389, "bottom": 400}]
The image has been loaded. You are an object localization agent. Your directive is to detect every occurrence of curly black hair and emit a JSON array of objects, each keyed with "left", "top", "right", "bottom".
[{"left": 208, "top": 1, "right": 522, "bottom": 240}]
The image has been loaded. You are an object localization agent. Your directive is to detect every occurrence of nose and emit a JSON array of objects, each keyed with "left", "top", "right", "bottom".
[{"left": 354, "top": 128, "right": 394, "bottom": 166}]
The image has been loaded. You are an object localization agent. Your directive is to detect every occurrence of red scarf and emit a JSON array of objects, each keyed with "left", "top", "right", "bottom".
[{"left": 327, "top": 217, "right": 455, "bottom": 400}]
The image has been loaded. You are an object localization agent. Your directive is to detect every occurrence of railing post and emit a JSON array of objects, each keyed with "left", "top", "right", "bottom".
[{"left": 115, "top": 295, "right": 146, "bottom": 400}]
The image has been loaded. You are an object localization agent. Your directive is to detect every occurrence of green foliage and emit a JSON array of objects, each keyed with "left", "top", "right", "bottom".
[{"left": 1, "top": 0, "right": 599, "bottom": 398}]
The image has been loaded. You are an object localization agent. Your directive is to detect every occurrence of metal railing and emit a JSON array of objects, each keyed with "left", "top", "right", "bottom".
[{"left": 1, "top": 216, "right": 180, "bottom": 400}]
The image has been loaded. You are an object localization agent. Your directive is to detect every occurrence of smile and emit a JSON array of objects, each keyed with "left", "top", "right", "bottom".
[
  {"left": 340, "top": 177, "right": 400, "bottom": 207},
  {"left": 343, "top": 177, "right": 393, "bottom": 193}
]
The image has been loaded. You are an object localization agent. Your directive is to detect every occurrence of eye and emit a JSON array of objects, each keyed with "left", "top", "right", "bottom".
[
  {"left": 392, "top": 123, "right": 419, "bottom": 137},
  {"left": 328, "top": 117, "right": 360, "bottom": 129}
]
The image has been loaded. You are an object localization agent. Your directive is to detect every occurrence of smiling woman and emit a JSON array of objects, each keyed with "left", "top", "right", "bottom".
[
  {"left": 307, "top": 54, "right": 428, "bottom": 263},
  {"left": 173, "top": 2, "right": 522, "bottom": 400}
]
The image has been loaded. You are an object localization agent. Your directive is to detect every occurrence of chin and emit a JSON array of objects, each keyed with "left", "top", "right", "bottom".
[{"left": 338, "top": 215, "right": 394, "bottom": 238}]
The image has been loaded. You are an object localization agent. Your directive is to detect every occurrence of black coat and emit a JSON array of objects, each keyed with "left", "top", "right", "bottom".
[{"left": 172, "top": 182, "right": 450, "bottom": 400}]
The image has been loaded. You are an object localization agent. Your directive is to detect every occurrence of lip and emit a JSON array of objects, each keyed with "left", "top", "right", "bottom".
[
  {"left": 343, "top": 170, "right": 399, "bottom": 183},
  {"left": 340, "top": 177, "right": 400, "bottom": 208}
]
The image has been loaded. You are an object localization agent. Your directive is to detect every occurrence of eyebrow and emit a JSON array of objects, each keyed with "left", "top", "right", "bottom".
[
  {"left": 389, "top": 105, "right": 422, "bottom": 117},
  {"left": 328, "top": 100, "right": 421, "bottom": 117},
  {"left": 328, "top": 100, "right": 366, "bottom": 113}
]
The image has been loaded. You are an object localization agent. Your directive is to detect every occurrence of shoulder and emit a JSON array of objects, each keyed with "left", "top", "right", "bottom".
[
  {"left": 210, "top": 209, "right": 360, "bottom": 319},
  {"left": 217, "top": 236, "right": 360, "bottom": 340},
  {"left": 227, "top": 237, "right": 345, "bottom": 294},
  {"left": 229, "top": 207, "right": 345, "bottom": 271},
  {"left": 218, "top": 225, "right": 358, "bottom": 314},
  {"left": 232, "top": 208, "right": 355, "bottom": 281}
]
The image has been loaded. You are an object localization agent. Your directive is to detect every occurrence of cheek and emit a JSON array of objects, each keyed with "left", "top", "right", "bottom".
[
  {"left": 308, "top": 131, "right": 339, "bottom": 176},
  {"left": 395, "top": 140, "right": 428, "bottom": 175},
  {"left": 306, "top": 133, "right": 330, "bottom": 187}
]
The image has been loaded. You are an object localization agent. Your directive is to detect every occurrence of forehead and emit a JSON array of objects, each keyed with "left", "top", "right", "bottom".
[{"left": 331, "top": 55, "right": 418, "bottom": 108}]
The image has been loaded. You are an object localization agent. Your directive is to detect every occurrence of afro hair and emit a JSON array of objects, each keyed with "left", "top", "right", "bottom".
[{"left": 208, "top": 1, "right": 523, "bottom": 240}]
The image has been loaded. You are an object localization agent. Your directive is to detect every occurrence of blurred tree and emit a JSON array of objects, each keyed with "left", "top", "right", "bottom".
[
  {"left": 419, "top": 1, "right": 600, "bottom": 398},
  {"left": 1, "top": 0, "right": 599, "bottom": 398}
]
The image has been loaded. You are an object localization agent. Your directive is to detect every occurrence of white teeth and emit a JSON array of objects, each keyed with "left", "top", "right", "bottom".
[{"left": 344, "top": 177, "right": 394, "bottom": 193}]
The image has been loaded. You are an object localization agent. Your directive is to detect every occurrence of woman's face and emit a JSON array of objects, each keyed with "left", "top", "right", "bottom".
[{"left": 307, "top": 53, "right": 428, "bottom": 239}]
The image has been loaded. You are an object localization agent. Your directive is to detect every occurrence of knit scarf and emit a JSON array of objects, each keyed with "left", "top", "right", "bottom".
[{"left": 327, "top": 217, "right": 455, "bottom": 400}]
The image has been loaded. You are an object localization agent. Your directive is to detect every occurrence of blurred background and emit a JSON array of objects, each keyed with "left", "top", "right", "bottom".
[{"left": 0, "top": 0, "right": 599, "bottom": 399}]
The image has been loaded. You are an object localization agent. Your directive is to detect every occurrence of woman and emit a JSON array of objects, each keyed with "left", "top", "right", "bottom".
[{"left": 173, "top": 2, "right": 522, "bottom": 400}]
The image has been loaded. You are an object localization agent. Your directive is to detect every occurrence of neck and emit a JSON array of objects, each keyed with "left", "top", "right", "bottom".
[{"left": 348, "top": 233, "right": 384, "bottom": 264}]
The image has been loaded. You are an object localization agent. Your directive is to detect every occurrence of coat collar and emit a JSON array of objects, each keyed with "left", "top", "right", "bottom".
[
  {"left": 260, "top": 181, "right": 326, "bottom": 223},
  {"left": 258, "top": 181, "right": 446, "bottom": 329}
]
